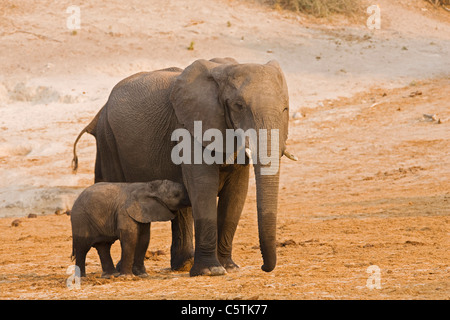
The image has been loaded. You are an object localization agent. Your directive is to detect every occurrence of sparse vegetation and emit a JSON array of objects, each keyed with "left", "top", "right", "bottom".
[
  {"left": 267, "top": 0, "right": 364, "bottom": 17},
  {"left": 426, "top": 0, "right": 450, "bottom": 11},
  {"left": 427, "top": 0, "right": 449, "bottom": 5}
]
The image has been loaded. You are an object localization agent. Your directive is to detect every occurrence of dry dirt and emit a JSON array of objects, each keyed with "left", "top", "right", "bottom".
[{"left": 0, "top": 0, "right": 449, "bottom": 299}]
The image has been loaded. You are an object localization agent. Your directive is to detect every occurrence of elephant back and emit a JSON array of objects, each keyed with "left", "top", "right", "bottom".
[{"left": 102, "top": 68, "right": 184, "bottom": 183}]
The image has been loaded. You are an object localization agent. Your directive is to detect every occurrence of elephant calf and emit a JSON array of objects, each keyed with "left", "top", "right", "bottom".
[{"left": 70, "top": 180, "right": 189, "bottom": 278}]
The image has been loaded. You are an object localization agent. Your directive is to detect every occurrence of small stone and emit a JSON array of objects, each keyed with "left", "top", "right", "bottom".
[{"left": 291, "top": 112, "right": 302, "bottom": 119}]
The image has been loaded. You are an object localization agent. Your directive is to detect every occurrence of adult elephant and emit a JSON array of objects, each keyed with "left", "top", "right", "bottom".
[{"left": 72, "top": 58, "right": 297, "bottom": 276}]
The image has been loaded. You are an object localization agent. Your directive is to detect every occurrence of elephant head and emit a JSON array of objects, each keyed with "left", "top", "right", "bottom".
[
  {"left": 125, "top": 180, "right": 189, "bottom": 224},
  {"left": 170, "top": 58, "right": 296, "bottom": 272}
]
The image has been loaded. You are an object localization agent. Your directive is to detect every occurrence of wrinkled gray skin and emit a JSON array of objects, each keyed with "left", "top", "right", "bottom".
[
  {"left": 71, "top": 180, "right": 189, "bottom": 278},
  {"left": 72, "top": 57, "right": 292, "bottom": 276}
]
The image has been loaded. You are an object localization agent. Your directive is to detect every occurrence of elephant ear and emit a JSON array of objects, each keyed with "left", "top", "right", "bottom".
[
  {"left": 169, "top": 59, "right": 234, "bottom": 146},
  {"left": 209, "top": 57, "right": 239, "bottom": 65},
  {"left": 125, "top": 190, "right": 176, "bottom": 224}
]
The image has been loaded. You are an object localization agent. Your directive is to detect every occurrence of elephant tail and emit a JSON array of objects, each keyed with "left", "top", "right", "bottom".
[
  {"left": 72, "top": 106, "right": 103, "bottom": 173},
  {"left": 71, "top": 240, "right": 75, "bottom": 261},
  {"left": 72, "top": 129, "right": 85, "bottom": 173}
]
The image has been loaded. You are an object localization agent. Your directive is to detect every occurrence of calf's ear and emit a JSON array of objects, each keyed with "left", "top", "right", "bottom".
[{"left": 125, "top": 191, "right": 176, "bottom": 223}]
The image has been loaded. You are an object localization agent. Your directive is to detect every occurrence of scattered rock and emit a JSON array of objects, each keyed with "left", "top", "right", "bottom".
[
  {"left": 422, "top": 113, "right": 440, "bottom": 123},
  {"left": 11, "top": 219, "right": 21, "bottom": 227},
  {"left": 374, "top": 166, "right": 425, "bottom": 179},
  {"left": 17, "top": 235, "right": 32, "bottom": 241},
  {"left": 27, "top": 213, "right": 37, "bottom": 218},
  {"left": 55, "top": 208, "right": 70, "bottom": 215},
  {"left": 277, "top": 239, "right": 297, "bottom": 247},
  {"left": 145, "top": 250, "right": 167, "bottom": 260},
  {"left": 8, "top": 82, "right": 60, "bottom": 104},
  {"left": 404, "top": 240, "right": 425, "bottom": 246},
  {"left": 409, "top": 90, "right": 422, "bottom": 97},
  {"left": 0, "top": 144, "right": 32, "bottom": 157},
  {"left": 291, "top": 112, "right": 304, "bottom": 119}
]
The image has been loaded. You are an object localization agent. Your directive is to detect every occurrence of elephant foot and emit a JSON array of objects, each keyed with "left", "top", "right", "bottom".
[
  {"left": 116, "top": 260, "right": 147, "bottom": 277},
  {"left": 136, "top": 272, "right": 148, "bottom": 278},
  {"left": 115, "top": 260, "right": 122, "bottom": 273},
  {"left": 132, "top": 265, "right": 148, "bottom": 278},
  {"left": 219, "top": 256, "right": 240, "bottom": 273},
  {"left": 133, "top": 270, "right": 148, "bottom": 278},
  {"left": 190, "top": 262, "right": 226, "bottom": 277},
  {"left": 101, "top": 272, "right": 119, "bottom": 279},
  {"left": 171, "top": 251, "right": 194, "bottom": 272},
  {"left": 172, "top": 257, "right": 194, "bottom": 272}
]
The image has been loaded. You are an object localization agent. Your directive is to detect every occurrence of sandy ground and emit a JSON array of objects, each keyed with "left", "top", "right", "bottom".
[{"left": 0, "top": 0, "right": 449, "bottom": 299}]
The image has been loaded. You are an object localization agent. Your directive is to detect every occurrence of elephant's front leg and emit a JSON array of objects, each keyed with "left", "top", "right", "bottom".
[
  {"left": 182, "top": 163, "right": 226, "bottom": 276},
  {"left": 118, "top": 227, "right": 138, "bottom": 277},
  {"left": 132, "top": 223, "right": 150, "bottom": 277},
  {"left": 217, "top": 164, "right": 249, "bottom": 272}
]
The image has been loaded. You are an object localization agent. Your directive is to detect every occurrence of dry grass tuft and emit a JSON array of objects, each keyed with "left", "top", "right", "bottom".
[{"left": 267, "top": 0, "right": 364, "bottom": 17}]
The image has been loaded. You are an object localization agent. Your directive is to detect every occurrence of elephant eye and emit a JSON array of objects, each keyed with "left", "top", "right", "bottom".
[
  {"left": 232, "top": 102, "right": 245, "bottom": 112},
  {"left": 225, "top": 99, "right": 245, "bottom": 112}
]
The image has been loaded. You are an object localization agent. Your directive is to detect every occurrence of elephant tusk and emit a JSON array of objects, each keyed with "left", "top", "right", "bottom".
[
  {"left": 245, "top": 147, "right": 252, "bottom": 159},
  {"left": 283, "top": 150, "right": 298, "bottom": 161},
  {"left": 245, "top": 147, "right": 253, "bottom": 164}
]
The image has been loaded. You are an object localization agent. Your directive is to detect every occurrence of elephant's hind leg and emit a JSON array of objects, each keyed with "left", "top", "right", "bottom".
[
  {"left": 94, "top": 241, "right": 118, "bottom": 278},
  {"left": 94, "top": 150, "right": 104, "bottom": 183},
  {"left": 73, "top": 237, "right": 91, "bottom": 277},
  {"left": 95, "top": 110, "right": 126, "bottom": 183}
]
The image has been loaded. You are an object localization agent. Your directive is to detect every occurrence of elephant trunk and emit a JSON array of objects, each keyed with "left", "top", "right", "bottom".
[{"left": 254, "top": 163, "right": 279, "bottom": 272}]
